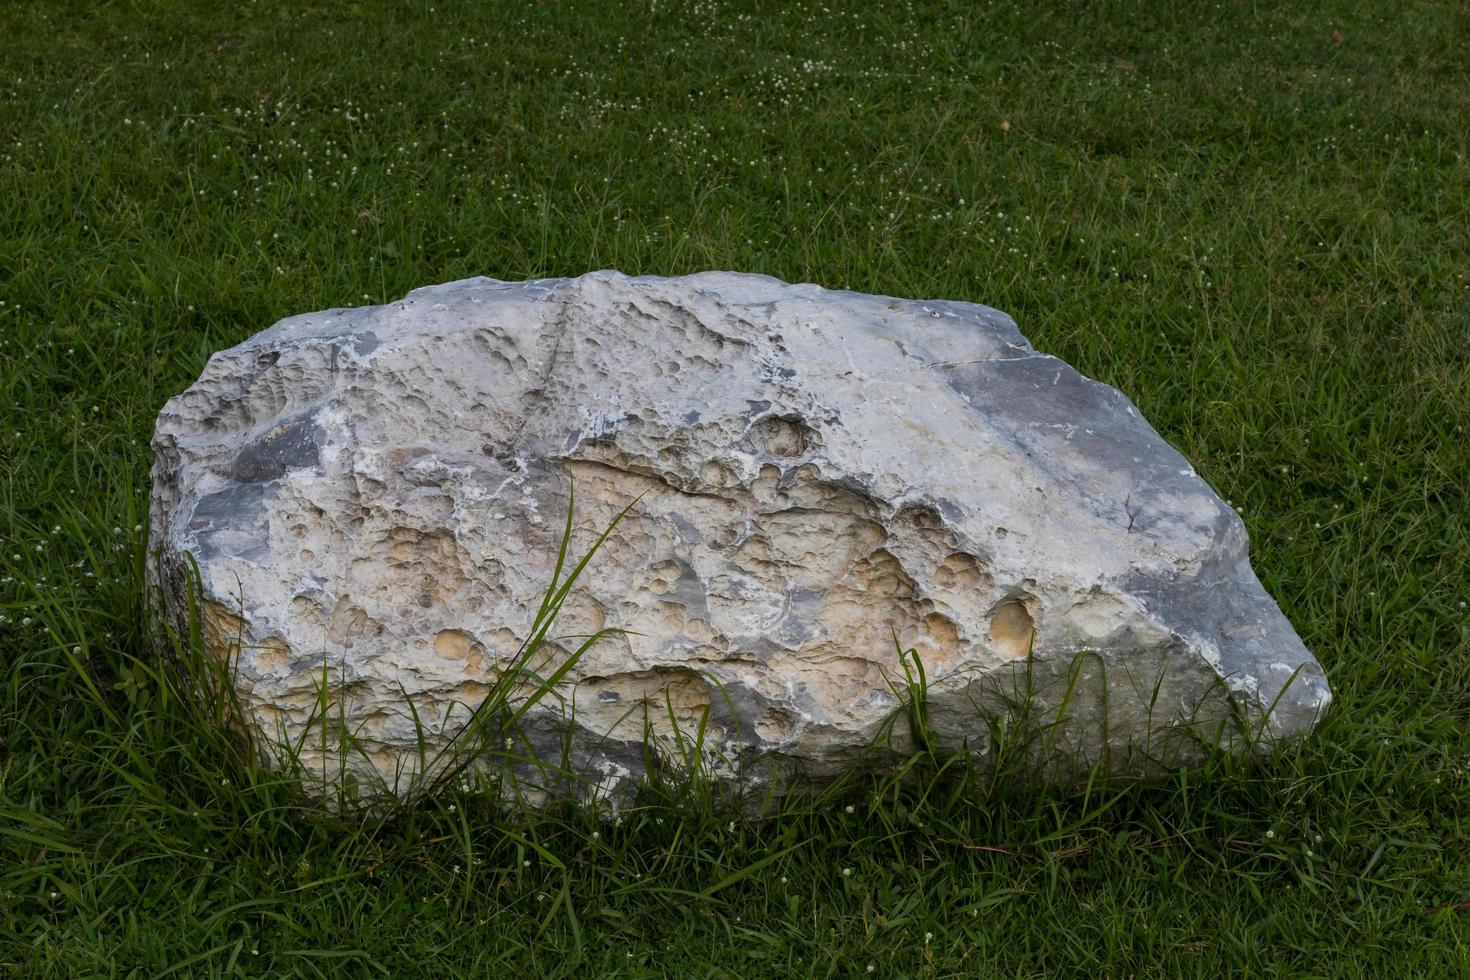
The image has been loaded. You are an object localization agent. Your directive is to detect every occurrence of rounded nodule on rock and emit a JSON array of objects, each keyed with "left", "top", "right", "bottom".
[
  {"left": 433, "top": 629, "right": 473, "bottom": 661},
  {"left": 989, "top": 599, "right": 1035, "bottom": 659}
]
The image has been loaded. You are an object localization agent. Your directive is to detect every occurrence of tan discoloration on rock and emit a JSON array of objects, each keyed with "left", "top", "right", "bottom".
[
  {"left": 433, "top": 629, "right": 473, "bottom": 661},
  {"left": 988, "top": 599, "right": 1036, "bottom": 660}
]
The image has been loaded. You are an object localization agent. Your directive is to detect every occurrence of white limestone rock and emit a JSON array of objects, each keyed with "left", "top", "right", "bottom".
[{"left": 147, "top": 271, "right": 1330, "bottom": 803}]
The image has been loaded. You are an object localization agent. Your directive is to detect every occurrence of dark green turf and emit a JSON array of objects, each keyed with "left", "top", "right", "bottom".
[{"left": 2, "top": 1, "right": 1468, "bottom": 975}]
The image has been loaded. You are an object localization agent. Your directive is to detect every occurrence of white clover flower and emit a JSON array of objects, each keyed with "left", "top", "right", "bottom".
[{"left": 842, "top": 867, "right": 852, "bottom": 878}]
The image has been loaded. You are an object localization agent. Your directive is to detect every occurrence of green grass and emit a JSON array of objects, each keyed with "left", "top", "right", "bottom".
[{"left": 3, "top": 0, "right": 1469, "bottom": 974}]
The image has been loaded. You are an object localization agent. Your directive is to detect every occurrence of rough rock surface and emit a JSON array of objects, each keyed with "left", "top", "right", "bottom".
[{"left": 148, "top": 271, "right": 1331, "bottom": 803}]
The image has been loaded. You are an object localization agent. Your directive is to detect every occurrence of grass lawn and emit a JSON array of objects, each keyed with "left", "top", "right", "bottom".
[{"left": 3, "top": 0, "right": 1469, "bottom": 974}]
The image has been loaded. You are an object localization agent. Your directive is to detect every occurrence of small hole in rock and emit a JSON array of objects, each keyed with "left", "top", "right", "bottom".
[{"left": 749, "top": 415, "right": 809, "bottom": 457}]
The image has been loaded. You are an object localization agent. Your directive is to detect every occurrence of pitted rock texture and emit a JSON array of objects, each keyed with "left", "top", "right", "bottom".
[{"left": 148, "top": 271, "right": 1331, "bottom": 803}]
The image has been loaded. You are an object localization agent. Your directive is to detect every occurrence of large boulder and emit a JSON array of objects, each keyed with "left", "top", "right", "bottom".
[{"left": 148, "top": 271, "right": 1330, "bottom": 804}]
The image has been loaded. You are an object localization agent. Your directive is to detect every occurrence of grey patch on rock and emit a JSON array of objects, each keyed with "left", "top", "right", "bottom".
[
  {"left": 1121, "top": 563, "right": 1330, "bottom": 738},
  {"left": 931, "top": 497, "right": 965, "bottom": 524},
  {"left": 668, "top": 512, "right": 701, "bottom": 543},
  {"left": 189, "top": 481, "right": 267, "bottom": 530},
  {"left": 187, "top": 483, "right": 270, "bottom": 562},
  {"left": 231, "top": 417, "right": 324, "bottom": 484},
  {"left": 147, "top": 270, "right": 1331, "bottom": 808},
  {"left": 348, "top": 330, "right": 380, "bottom": 357},
  {"left": 772, "top": 587, "right": 825, "bottom": 646},
  {"left": 665, "top": 557, "right": 711, "bottom": 622}
]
